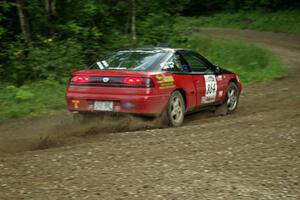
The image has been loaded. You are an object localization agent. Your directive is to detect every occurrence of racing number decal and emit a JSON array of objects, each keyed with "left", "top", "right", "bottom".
[
  {"left": 206, "top": 81, "right": 216, "bottom": 95},
  {"left": 202, "top": 75, "right": 217, "bottom": 103}
]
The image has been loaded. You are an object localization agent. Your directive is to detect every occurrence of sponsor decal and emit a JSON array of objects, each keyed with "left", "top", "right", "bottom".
[
  {"left": 202, "top": 75, "right": 217, "bottom": 103},
  {"left": 72, "top": 100, "right": 80, "bottom": 108},
  {"left": 156, "top": 75, "right": 176, "bottom": 89}
]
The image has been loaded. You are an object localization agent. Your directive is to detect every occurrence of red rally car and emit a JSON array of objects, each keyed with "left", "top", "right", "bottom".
[{"left": 66, "top": 48, "right": 242, "bottom": 126}]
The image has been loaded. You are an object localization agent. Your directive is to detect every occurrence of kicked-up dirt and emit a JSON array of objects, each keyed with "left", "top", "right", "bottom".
[{"left": 0, "top": 29, "right": 299, "bottom": 199}]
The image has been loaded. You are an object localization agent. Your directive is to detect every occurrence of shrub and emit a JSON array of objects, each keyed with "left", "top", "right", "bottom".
[{"left": 1, "top": 39, "right": 84, "bottom": 85}]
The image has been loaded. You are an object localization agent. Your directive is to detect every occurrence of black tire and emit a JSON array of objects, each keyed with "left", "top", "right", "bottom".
[
  {"left": 165, "top": 91, "right": 185, "bottom": 127},
  {"left": 215, "top": 82, "right": 239, "bottom": 115}
]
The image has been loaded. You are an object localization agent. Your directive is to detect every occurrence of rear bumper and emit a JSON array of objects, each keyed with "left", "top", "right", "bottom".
[{"left": 66, "top": 92, "right": 169, "bottom": 115}]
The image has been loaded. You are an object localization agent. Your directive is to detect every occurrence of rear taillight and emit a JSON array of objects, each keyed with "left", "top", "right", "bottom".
[
  {"left": 71, "top": 75, "right": 90, "bottom": 83},
  {"left": 70, "top": 75, "right": 154, "bottom": 88},
  {"left": 124, "top": 77, "right": 143, "bottom": 85},
  {"left": 123, "top": 77, "right": 154, "bottom": 88}
]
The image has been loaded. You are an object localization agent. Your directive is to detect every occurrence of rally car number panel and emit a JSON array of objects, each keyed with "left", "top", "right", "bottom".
[{"left": 202, "top": 75, "right": 217, "bottom": 104}]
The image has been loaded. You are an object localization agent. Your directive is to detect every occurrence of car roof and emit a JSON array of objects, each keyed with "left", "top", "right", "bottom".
[{"left": 118, "top": 47, "right": 188, "bottom": 53}]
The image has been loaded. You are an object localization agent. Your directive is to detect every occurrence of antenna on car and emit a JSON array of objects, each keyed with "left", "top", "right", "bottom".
[{"left": 156, "top": 43, "right": 170, "bottom": 48}]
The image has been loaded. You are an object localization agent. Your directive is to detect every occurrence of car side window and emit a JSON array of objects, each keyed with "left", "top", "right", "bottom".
[
  {"left": 182, "top": 53, "right": 210, "bottom": 73},
  {"left": 161, "top": 54, "right": 188, "bottom": 72}
]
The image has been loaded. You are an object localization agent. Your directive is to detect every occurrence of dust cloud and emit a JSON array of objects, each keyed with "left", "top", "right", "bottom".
[{"left": 0, "top": 113, "right": 166, "bottom": 154}]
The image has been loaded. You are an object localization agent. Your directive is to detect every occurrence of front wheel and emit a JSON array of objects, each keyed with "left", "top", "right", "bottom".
[
  {"left": 215, "top": 82, "right": 239, "bottom": 115},
  {"left": 226, "top": 82, "right": 239, "bottom": 113},
  {"left": 165, "top": 91, "right": 185, "bottom": 127}
]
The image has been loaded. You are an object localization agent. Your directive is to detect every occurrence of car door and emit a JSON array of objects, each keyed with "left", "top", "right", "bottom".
[
  {"left": 179, "top": 51, "right": 220, "bottom": 107},
  {"left": 160, "top": 53, "right": 197, "bottom": 111},
  {"left": 192, "top": 52, "right": 225, "bottom": 103}
]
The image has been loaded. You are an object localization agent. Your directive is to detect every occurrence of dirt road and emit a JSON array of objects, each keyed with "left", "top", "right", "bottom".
[{"left": 0, "top": 29, "right": 299, "bottom": 200}]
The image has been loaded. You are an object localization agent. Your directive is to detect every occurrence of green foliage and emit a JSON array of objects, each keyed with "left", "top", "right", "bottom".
[
  {"left": 2, "top": 39, "right": 84, "bottom": 84},
  {"left": 177, "top": 10, "right": 300, "bottom": 34},
  {"left": 183, "top": 0, "right": 299, "bottom": 14},
  {"left": 27, "top": 39, "right": 84, "bottom": 81},
  {"left": 0, "top": 80, "right": 66, "bottom": 120},
  {"left": 137, "top": 0, "right": 190, "bottom": 15},
  {"left": 138, "top": 12, "right": 175, "bottom": 44},
  {"left": 1, "top": 0, "right": 298, "bottom": 85}
]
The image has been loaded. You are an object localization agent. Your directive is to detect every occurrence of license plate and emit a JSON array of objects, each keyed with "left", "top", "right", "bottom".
[{"left": 94, "top": 101, "right": 113, "bottom": 111}]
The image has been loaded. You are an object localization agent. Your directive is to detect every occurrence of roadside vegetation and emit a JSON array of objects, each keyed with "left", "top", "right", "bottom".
[
  {"left": 0, "top": 80, "right": 66, "bottom": 120},
  {"left": 0, "top": 0, "right": 297, "bottom": 121},
  {"left": 177, "top": 10, "right": 300, "bottom": 35}
]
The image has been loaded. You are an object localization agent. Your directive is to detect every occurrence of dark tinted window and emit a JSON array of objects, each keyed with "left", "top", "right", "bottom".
[
  {"left": 181, "top": 52, "right": 211, "bottom": 73},
  {"left": 90, "top": 50, "right": 167, "bottom": 71}
]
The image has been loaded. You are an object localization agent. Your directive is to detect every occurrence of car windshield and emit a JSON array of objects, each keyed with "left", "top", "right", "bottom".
[{"left": 89, "top": 50, "right": 167, "bottom": 71}]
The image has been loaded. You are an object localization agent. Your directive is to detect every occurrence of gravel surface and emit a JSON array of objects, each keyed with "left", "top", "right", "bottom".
[{"left": 0, "top": 29, "right": 299, "bottom": 200}]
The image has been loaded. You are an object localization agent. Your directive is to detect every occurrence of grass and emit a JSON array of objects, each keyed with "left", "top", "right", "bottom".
[
  {"left": 0, "top": 80, "right": 66, "bottom": 121},
  {"left": 176, "top": 10, "right": 300, "bottom": 35}
]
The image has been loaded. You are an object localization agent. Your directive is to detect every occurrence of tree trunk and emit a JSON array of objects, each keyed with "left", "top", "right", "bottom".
[
  {"left": 125, "top": 3, "right": 130, "bottom": 33},
  {"left": 16, "top": 0, "right": 31, "bottom": 46},
  {"left": 130, "top": 0, "right": 136, "bottom": 41},
  {"left": 45, "top": 0, "right": 56, "bottom": 36}
]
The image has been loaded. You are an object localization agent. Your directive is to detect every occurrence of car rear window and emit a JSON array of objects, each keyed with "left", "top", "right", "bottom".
[{"left": 90, "top": 50, "right": 167, "bottom": 71}]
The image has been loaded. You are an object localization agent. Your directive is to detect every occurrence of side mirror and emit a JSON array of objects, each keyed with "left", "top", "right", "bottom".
[{"left": 214, "top": 66, "right": 220, "bottom": 74}]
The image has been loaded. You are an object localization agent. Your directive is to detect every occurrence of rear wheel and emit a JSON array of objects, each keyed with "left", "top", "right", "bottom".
[{"left": 165, "top": 91, "right": 185, "bottom": 127}]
